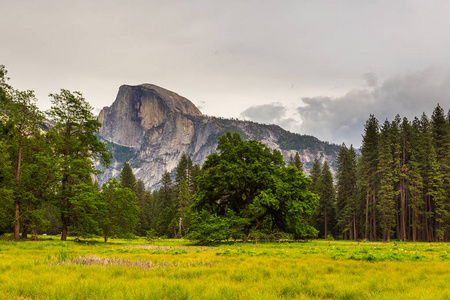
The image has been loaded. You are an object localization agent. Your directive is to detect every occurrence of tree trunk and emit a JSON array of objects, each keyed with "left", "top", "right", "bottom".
[
  {"left": 243, "top": 226, "right": 250, "bottom": 243},
  {"left": 14, "top": 141, "right": 22, "bottom": 241},
  {"left": 14, "top": 202, "right": 20, "bottom": 241},
  {"left": 372, "top": 188, "right": 376, "bottom": 241},
  {"left": 21, "top": 224, "right": 29, "bottom": 239},
  {"left": 365, "top": 191, "right": 369, "bottom": 240},
  {"left": 412, "top": 201, "right": 417, "bottom": 242},
  {"left": 324, "top": 206, "right": 328, "bottom": 238},
  {"left": 61, "top": 222, "right": 68, "bottom": 241},
  {"left": 401, "top": 178, "right": 406, "bottom": 241}
]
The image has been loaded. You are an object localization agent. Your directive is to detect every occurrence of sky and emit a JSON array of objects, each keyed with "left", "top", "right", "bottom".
[{"left": 2, "top": 0, "right": 450, "bottom": 147}]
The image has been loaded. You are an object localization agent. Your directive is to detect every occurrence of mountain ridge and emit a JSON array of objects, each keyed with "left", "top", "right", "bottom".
[{"left": 97, "top": 84, "right": 340, "bottom": 190}]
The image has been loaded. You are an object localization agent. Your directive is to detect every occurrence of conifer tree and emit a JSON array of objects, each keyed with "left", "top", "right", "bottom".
[
  {"left": 5, "top": 87, "right": 44, "bottom": 240},
  {"left": 419, "top": 113, "right": 442, "bottom": 241},
  {"left": 336, "top": 144, "right": 358, "bottom": 240},
  {"left": 309, "top": 158, "right": 322, "bottom": 194},
  {"left": 120, "top": 163, "right": 136, "bottom": 193},
  {"left": 289, "top": 152, "right": 304, "bottom": 173},
  {"left": 408, "top": 117, "right": 424, "bottom": 241},
  {"left": 47, "top": 89, "right": 111, "bottom": 240},
  {"left": 377, "top": 120, "right": 396, "bottom": 242},
  {"left": 160, "top": 170, "right": 173, "bottom": 210},
  {"left": 99, "top": 178, "right": 139, "bottom": 242},
  {"left": 359, "top": 115, "right": 379, "bottom": 241},
  {"left": 431, "top": 104, "right": 450, "bottom": 240},
  {"left": 316, "top": 161, "right": 336, "bottom": 238},
  {"left": 177, "top": 178, "right": 191, "bottom": 235},
  {"left": 175, "top": 152, "right": 189, "bottom": 193}
]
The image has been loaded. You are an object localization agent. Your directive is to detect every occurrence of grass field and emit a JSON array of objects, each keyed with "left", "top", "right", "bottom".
[{"left": 0, "top": 237, "right": 449, "bottom": 299}]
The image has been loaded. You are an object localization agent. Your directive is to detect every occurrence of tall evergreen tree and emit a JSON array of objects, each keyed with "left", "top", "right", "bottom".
[
  {"left": 99, "top": 178, "right": 139, "bottom": 242},
  {"left": 120, "top": 163, "right": 137, "bottom": 192},
  {"left": 160, "top": 170, "right": 173, "bottom": 210},
  {"left": 47, "top": 89, "right": 111, "bottom": 240},
  {"left": 315, "top": 161, "right": 336, "bottom": 238},
  {"left": 309, "top": 158, "right": 322, "bottom": 194},
  {"left": 359, "top": 115, "right": 379, "bottom": 241},
  {"left": 4, "top": 86, "right": 44, "bottom": 240},
  {"left": 408, "top": 117, "right": 424, "bottom": 242},
  {"left": 377, "top": 120, "right": 396, "bottom": 242},
  {"left": 419, "top": 113, "right": 442, "bottom": 241},
  {"left": 431, "top": 104, "right": 450, "bottom": 240},
  {"left": 289, "top": 152, "right": 304, "bottom": 173},
  {"left": 336, "top": 144, "right": 358, "bottom": 240},
  {"left": 175, "top": 152, "right": 189, "bottom": 193},
  {"left": 177, "top": 178, "right": 191, "bottom": 236}
]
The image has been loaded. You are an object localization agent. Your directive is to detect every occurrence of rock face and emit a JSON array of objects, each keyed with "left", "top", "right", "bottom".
[{"left": 97, "top": 84, "right": 340, "bottom": 190}]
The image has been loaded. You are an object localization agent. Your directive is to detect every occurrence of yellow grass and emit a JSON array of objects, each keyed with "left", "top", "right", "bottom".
[{"left": 0, "top": 237, "right": 449, "bottom": 299}]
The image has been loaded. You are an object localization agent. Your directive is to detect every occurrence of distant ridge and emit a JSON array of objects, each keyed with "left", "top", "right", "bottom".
[{"left": 97, "top": 84, "right": 340, "bottom": 190}]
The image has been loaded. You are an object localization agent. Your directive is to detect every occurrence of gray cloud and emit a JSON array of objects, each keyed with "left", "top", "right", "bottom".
[
  {"left": 363, "top": 73, "right": 378, "bottom": 87},
  {"left": 297, "top": 66, "right": 450, "bottom": 147},
  {"left": 240, "top": 103, "right": 299, "bottom": 132}
]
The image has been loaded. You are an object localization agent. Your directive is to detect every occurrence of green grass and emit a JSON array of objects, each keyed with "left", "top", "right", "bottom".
[{"left": 0, "top": 237, "right": 449, "bottom": 299}]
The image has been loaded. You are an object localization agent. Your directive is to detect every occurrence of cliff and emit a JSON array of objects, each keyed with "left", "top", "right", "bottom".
[{"left": 97, "top": 84, "right": 340, "bottom": 190}]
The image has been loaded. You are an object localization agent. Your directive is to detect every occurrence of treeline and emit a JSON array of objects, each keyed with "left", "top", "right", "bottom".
[
  {"left": 2, "top": 64, "right": 449, "bottom": 243},
  {"left": 0, "top": 65, "right": 143, "bottom": 242},
  {"left": 312, "top": 106, "right": 450, "bottom": 242},
  {"left": 123, "top": 153, "right": 202, "bottom": 239}
]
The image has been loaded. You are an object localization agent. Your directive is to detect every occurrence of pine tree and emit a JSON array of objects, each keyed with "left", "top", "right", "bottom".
[
  {"left": 431, "top": 104, "right": 450, "bottom": 241},
  {"left": 47, "top": 89, "right": 111, "bottom": 240},
  {"left": 120, "top": 163, "right": 136, "bottom": 193},
  {"left": 408, "top": 117, "right": 424, "bottom": 242},
  {"left": 317, "top": 161, "right": 336, "bottom": 238},
  {"left": 177, "top": 178, "right": 191, "bottom": 236},
  {"left": 309, "top": 158, "right": 322, "bottom": 194},
  {"left": 5, "top": 87, "right": 44, "bottom": 240},
  {"left": 160, "top": 170, "right": 173, "bottom": 210},
  {"left": 289, "top": 152, "right": 304, "bottom": 173},
  {"left": 336, "top": 144, "right": 358, "bottom": 240},
  {"left": 359, "top": 115, "right": 379, "bottom": 241},
  {"left": 175, "top": 152, "right": 189, "bottom": 193},
  {"left": 134, "top": 179, "right": 151, "bottom": 236},
  {"left": 419, "top": 113, "right": 442, "bottom": 241},
  {"left": 377, "top": 120, "right": 396, "bottom": 242}
]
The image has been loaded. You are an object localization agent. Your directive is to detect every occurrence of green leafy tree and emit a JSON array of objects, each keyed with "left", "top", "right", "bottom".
[
  {"left": 5, "top": 87, "right": 43, "bottom": 240},
  {"left": 189, "top": 132, "right": 318, "bottom": 243},
  {"left": 99, "top": 178, "right": 139, "bottom": 242},
  {"left": 0, "top": 140, "right": 13, "bottom": 233},
  {"left": 0, "top": 65, "right": 11, "bottom": 105},
  {"left": 47, "top": 89, "right": 111, "bottom": 240}
]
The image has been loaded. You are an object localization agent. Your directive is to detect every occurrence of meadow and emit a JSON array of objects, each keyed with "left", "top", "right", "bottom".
[{"left": 0, "top": 237, "right": 449, "bottom": 300}]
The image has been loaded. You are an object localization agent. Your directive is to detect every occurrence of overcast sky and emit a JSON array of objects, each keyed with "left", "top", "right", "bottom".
[{"left": 2, "top": 0, "right": 450, "bottom": 147}]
